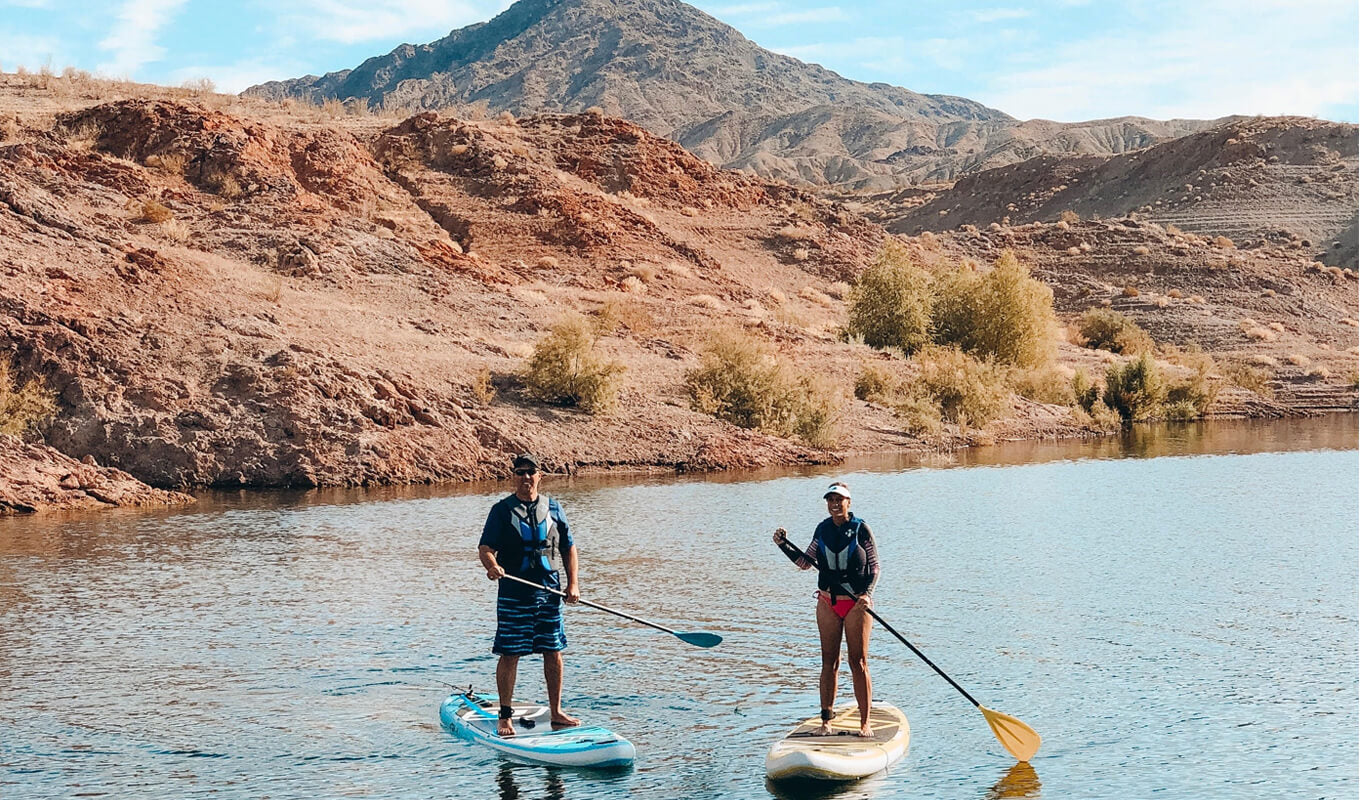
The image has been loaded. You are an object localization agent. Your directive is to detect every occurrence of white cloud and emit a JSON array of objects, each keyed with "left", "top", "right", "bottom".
[
  {"left": 0, "top": 31, "right": 64, "bottom": 69},
  {"left": 971, "top": 8, "right": 1031, "bottom": 23},
  {"left": 748, "top": 6, "right": 850, "bottom": 27},
  {"left": 978, "top": 8, "right": 1359, "bottom": 122},
  {"left": 708, "top": 2, "right": 779, "bottom": 15},
  {"left": 97, "top": 0, "right": 187, "bottom": 78},
  {"left": 280, "top": 0, "right": 495, "bottom": 45},
  {"left": 167, "top": 61, "right": 311, "bottom": 94}
]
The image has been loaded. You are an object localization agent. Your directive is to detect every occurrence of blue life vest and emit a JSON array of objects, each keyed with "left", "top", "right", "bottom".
[{"left": 508, "top": 494, "right": 561, "bottom": 581}]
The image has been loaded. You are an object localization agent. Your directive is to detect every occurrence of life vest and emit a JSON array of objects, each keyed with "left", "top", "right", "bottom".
[
  {"left": 816, "top": 516, "right": 870, "bottom": 597},
  {"left": 507, "top": 494, "right": 561, "bottom": 581}
]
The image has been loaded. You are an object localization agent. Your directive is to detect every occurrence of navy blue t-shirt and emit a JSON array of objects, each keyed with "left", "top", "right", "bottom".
[{"left": 479, "top": 493, "right": 573, "bottom": 598}]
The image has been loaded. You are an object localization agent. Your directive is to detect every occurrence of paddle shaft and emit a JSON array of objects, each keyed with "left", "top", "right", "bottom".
[
  {"left": 499, "top": 573, "right": 681, "bottom": 636},
  {"left": 861, "top": 604, "right": 982, "bottom": 709}
]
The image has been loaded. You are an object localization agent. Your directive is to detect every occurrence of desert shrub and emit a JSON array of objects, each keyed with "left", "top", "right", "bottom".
[
  {"left": 202, "top": 169, "right": 243, "bottom": 199},
  {"left": 471, "top": 366, "right": 496, "bottom": 405},
  {"left": 522, "top": 312, "right": 624, "bottom": 413},
  {"left": 684, "top": 329, "right": 840, "bottom": 445},
  {"left": 1103, "top": 355, "right": 1166, "bottom": 422},
  {"left": 148, "top": 151, "right": 187, "bottom": 176},
  {"left": 0, "top": 360, "right": 57, "bottom": 438},
  {"left": 138, "top": 200, "right": 173, "bottom": 223},
  {"left": 593, "top": 299, "right": 652, "bottom": 337},
  {"left": 1078, "top": 308, "right": 1153, "bottom": 354},
  {"left": 938, "top": 250, "right": 1056, "bottom": 367},
  {"left": 854, "top": 362, "right": 898, "bottom": 402},
  {"left": 1012, "top": 363, "right": 1074, "bottom": 406},
  {"left": 1121, "top": 285, "right": 1140, "bottom": 297},
  {"left": 1222, "top": 361, "right": 1273, "bottom": 397},
  {"left": 1161, "top": 345, "right": 1219, "bottom": 417},
  {"left": 846, "top": 240, "right": 934, "bottom": 354},
  {"left": 893, "top": 395, "right": 943, "bottom": 435},
  {"left": 909, "top": 346, "right": 1010, "bottom": 429}
]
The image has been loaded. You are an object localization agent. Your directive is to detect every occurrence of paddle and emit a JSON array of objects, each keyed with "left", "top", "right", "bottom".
[
  {"left": 847, "top": 588, "right": 1041, "bottom": 762},
  {"left": 499, "top": 573, "right": 722, "bottom": 648}
]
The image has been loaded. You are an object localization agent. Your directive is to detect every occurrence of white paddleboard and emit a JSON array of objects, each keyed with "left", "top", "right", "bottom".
[
  {"left": 440, "top": 692, "right": 635, "bottom": 768},
  {"left": 766, "top": 702, "right": 909, "bottom": 781}
]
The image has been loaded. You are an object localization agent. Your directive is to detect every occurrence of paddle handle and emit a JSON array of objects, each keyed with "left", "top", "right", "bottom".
[{"left": 498, "top": 573, "right": 680, "bottom": 636}]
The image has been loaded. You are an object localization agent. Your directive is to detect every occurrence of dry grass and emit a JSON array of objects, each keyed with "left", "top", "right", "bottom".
[
  {"left": 0, "top": 359, "right": 58, "bottom": 437},
  {"left": 777, "top": 225, "right": 818, "bottom": 242},
  {"left": 536, "top": 255, "right": 560, "bottom": 269},
  {"left": 157, "top": 218, "right": 190, "bottom": 243},
  {"left": 137, "top": 200, "right": 174, "bottom": 224},
  {"left": 1223, "top": 360, "right": 1274, "bottom": 397},
  {"left": 470, "top": 365, "right": 496, "bottom": 405},
  {"left": 1121, "top": 286, "right": 1140, "bottom": 297},
  {"left": 798, "top": 286, "right": 833, "bottom": 307},
  {"left": 1133, "top": 245, "right": 1151, "bottom": 256},
  {"left": 620, "top": 276, "right": 646, "bottom": 294},
  {"left": 689, "top": 294, "right": 725, "bottom": 311}
]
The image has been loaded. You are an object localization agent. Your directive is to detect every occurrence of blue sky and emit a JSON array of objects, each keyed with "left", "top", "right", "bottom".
[{"left": 1, "top": 0, "right": 1356, "bottom": 122}]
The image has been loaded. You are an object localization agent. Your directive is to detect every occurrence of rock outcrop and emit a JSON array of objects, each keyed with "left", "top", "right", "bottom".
[{"left": 0, "top": 435, "right": 194, "bottom": 514}]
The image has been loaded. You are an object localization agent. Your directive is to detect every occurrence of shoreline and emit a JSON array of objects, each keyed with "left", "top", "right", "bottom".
[{"left": 9, "top": 414, "right": 1352, "bottom": 517}]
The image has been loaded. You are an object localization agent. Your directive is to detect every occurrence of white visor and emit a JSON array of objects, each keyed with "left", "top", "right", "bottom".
[{"left": 823, "top": 484, "right": 851, "bottom": 500}]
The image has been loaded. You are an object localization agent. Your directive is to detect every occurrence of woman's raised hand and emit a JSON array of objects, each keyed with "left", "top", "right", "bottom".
[{"left": 773, "top": 527, "right": 788, "bottom": 545}]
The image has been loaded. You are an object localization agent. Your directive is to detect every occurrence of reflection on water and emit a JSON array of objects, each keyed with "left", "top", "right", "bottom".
[
  {"left": 986, "top": 762, "right": 1041, "bottom": 799},
  {"left": 0, "top": 415, "right": 1355, "bottom": 800},
  {"left": 498, "top": 762, "right": 567, "bottom": 800}
]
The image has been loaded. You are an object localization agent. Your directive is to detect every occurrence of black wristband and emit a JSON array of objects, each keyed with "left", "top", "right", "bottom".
[
  {"left": 778, "top": 538, "right": 805, "bottom": 564},
  {"left": 499, "top": 705, "right": 514, "bottom": 720}
]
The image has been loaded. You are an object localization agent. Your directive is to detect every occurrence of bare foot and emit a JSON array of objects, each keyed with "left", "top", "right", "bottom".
[
  {"left": 858, "top": 724, "right": 873, "bottom": 738},
  {"left": 814, "top": 723, "right": 832, "bottom": 736},
  {"left": 550, "top": 712, "right": 580, "bottom": 728},
  {"left": 497, "top": 719, "right": 515, "bottom": 738}
]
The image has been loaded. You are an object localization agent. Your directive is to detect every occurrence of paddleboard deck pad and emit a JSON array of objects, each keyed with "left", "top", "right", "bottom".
[
  {"left": 440, "top": 692, "right": 635, "bottom": 768},
  {"left": 766, "top": 702, "right": 909, "bottom": 781}
]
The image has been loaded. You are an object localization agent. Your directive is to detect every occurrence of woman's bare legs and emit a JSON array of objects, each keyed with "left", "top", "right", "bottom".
[
  {"left": 843, "top": 603, "right": 873, "bottom": 737},
  {"left": 815, "top": 596, "right": 844, "bottom": 735}
]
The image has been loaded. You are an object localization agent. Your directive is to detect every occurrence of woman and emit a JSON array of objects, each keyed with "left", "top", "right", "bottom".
[{"left": 773, "top": 481, "right": 879, "bottom": 737}]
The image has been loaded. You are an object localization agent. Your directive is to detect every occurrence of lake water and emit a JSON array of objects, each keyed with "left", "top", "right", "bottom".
[{"left": 2, "top": 417, "right": 1357, "bottom": 799}]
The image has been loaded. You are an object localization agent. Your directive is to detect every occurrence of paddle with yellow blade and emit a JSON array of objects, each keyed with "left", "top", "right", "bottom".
[{"left": 849, "top": 587, "right": 1041, "bottom": 762}]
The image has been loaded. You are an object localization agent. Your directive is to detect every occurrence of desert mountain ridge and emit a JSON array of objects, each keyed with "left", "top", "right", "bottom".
[
  {"left": 0, "top": 73, "right": 1356, "bottom": 514},
  {"left": 245, "top": 0, "right": 1228, "bottom": 188}
]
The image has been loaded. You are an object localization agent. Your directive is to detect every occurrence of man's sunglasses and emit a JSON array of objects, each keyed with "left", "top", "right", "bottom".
[{"left": 514, "top": 469, "right": 538, "bottom": 476}]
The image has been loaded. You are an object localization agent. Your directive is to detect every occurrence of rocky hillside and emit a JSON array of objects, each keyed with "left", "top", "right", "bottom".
[
  {"left": 878, "top": 116, "right": 1359, "bottom": 268},
  {"left": 0, "top": 75, "right": 1354, "bottom": 509},
  {"left": 245, "top": 0, "right": 1221, "bottom": 188}
]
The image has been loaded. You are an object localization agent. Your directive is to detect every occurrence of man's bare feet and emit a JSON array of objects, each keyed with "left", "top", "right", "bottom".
[
  {"left": 858, "top": 723, "right": 873, "bottom": 738},
  {"left": 814, "top": 722, "right": 832, "bottom": 736},
  {"left": 497, "top": 719, "right": 515, "bottom": 737},
  {"left": 550, "top": 712, "right": 580, "bottom": 728}
]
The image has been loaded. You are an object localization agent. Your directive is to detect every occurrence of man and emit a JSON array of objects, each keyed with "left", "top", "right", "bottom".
[{"left": 477, "top": 453, "right": 581, "bottom": 737}]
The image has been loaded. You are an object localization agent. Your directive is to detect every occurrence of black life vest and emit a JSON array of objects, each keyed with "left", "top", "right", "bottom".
[{"left": 816, "top": 517, "right": 870, "bottom": 597}]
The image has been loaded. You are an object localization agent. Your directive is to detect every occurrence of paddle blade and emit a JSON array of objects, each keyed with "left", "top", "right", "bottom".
[
  {"left": 979, "top": 705, "right": 1041, "bottom": 762},
  {"left": 676, "top": 631, "right": 722, "bottom": 648}
]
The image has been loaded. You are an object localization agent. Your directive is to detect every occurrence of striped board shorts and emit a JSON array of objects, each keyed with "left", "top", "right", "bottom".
[{"left": 493, "top": 588, "right": 567, "bottom": 656}]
